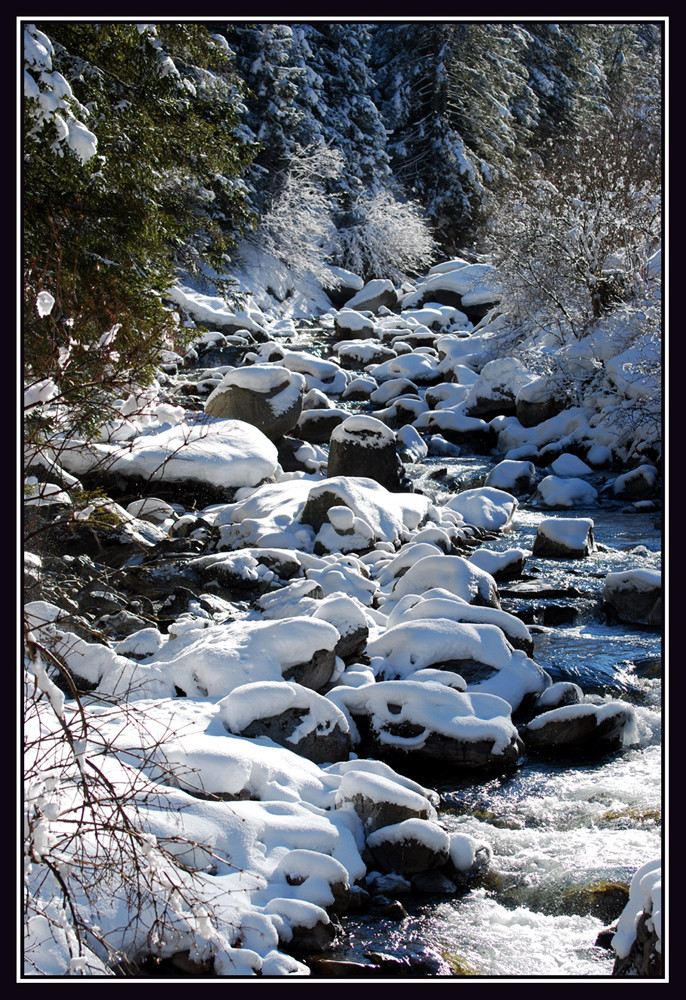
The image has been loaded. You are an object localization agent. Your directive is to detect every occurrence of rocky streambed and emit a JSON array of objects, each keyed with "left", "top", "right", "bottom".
[{"left": 24, "top": 278, "right": 663, "bottom": 979}]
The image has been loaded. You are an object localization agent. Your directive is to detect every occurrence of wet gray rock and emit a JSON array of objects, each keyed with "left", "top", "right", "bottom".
[{"left": 367, "top": 819, "right": 450, "bottom": 876}]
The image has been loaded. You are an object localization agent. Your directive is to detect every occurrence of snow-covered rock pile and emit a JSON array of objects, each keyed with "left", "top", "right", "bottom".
[{"left": 23, "top": 249, "right": 661, "bottom": 976}]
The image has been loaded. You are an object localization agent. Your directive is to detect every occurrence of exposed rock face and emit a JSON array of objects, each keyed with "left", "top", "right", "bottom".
[{"left": 326, "top": 415, "right": 402, "bottom": 490}]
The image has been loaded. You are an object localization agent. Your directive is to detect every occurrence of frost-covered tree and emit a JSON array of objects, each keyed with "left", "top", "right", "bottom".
[{"left": 485, "top": 91, "right": 662, "bottom": 337}]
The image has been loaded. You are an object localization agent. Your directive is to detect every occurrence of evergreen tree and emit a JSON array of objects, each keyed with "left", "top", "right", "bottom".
[
  {"left": 371, "top": 22, "right": 536, "bottom": 252},
  {"left": 23, "top": 21, "right": 255, "bottom": 443}
]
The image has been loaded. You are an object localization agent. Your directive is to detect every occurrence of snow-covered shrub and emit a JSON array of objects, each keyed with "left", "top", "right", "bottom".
[
  {"left": 333, "top": 189, "right": 437, "bottom": 282},
  {"left": 239, "top": 143, "right": 343, "bottom": 284}
]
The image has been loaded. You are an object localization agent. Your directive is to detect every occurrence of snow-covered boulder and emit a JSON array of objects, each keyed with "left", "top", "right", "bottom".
[
  {"left": 522, "top": 701, "right": 638, "bottom": 752},
  {"left": 531, "top": 517, "right": 596, "bottom": 559},
  {"left": 425, "top": 382, "right": 472, "bottom": 410},
  {"left": 384, "top": 590, "right": 533, "bottom": 656},
  {"left": 369, "top": 377, "right": 420, "bottom": 405},
  {"left": 612, "top": 464, "right": 659, "bottom": 499},
  {"left": 405, "top": 263, "right": 501, "bottom": 320},
  {"left": 333, "top": 309, "right": 378, "bottom": 340},
  {"left": 324, "top": 266, "right": 364, "bottom": 308},
  {"left": 335, "top": 341, "right": 395, "bottom": 368},
  {"left": 271, "top": 850, "right": 353, "bottom": 915},
  {"left": 58, "top": 416, "right": 280, "bottom": 496},
  {"left": 414, "top": 409, "right": 495, "bottom": 452},
  {"left": 205, "top": 365, "right": 306, "bottom": 442},
  {"left": 372, "top": 396, "right": 429, "bottom": 430},
  {"left": 273, "top": 348, "right": 349, "bottom": 395},
  {"left": 313, "top": 503, "right": 376, "bottom": 556},
  {"left": 367, "top": 618, "right": 548, "bottom": 712},
  {"left": 218, "top": 681, "right": 352, "bottom": 764},
  {"left": 612, "top": 859, "right": 662, "bottom": 977},
  {"left": 126, "top": 496, "right": 176, "bottom": 525},
  {"left": 326, "top": 415, "right": 400, "bottom": 490},
  {"left": 463, "top": 357, "right": 534, "bottom": 419},
  {"left": 334, "top": 767, "right": 438, "bottom": 834},
  {"left": 294, "top": 406, "right": 348, "bottom": 444},
  {"left": 549, "top": 453, "right": 593, "bottom": 478},
  {"left": 602, "top": 568, "right": 661, "bottom": 627},
  {"left": 329, "top": 680, "right": 523, "bottom": 772},
  {"left": 532, "top": 682, "right": 584, "bottom": 714},
  {"left": 469, "top": 547, "right": 528, "bottom": 581},
  {"left": 344, "top": 278, "right": 398, "bottom": 313},
  {"left": 443, "top": 831, "right": 493, "bottom": 882},
  {"left": 367, "top": 353, "right": 440, "bottom": 386},
  {"left": 396, "top": 424, "right": 429, "bottom": 463},
  {"left": 535, "top": 475, "right": 598, "bottom": 508},
  {"left": 389, "top": 553, "right": 501, "bottom": 608},
  {"left": 443, "top": 487, "right": 517, "bottom": 531},
  {"left": 299, "top": 477, "right": 431, "bottom": 555},
  {"left": 485, "top": 459, "right": 537, "bottom": 495},
  {"left": 149, "top": 617, "right": 341, "bottom": 696},
  {"left": 366, "top": 819, "right": 450, "bottom": 876},
  {"left": 515, "top": 376, "right": 567, "bottom": 427}
]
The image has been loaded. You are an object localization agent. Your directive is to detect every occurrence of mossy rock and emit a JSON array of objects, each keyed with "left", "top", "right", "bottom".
[{"left": 558, "top": 880, "right": 630, "bottom": 922}]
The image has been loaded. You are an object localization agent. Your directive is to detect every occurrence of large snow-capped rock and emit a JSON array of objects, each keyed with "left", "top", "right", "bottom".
[
  {"left": 219, "top": 680, "right": 352, "bottom": 764},
  {"left": 443, "top": 487, "right": 518, "bottom": 531},
  {"left": 329, "top": 680, "right": 523, "bottom": 772},
  {"left": 387, "top": 553, "right": 501, "bottom": 608},
  {"left": 149, "top": 616, "right": 341, "bottom": 696},
  {"left": 58, "top": 415, "right": 280, "bottom": 493},
  {"left": 326, "top": 414, "right": 401, "bottom": 490},
  {"left": 205, "top": 364, "right": 306, "bottom": 441},
  {"left": 531, "top": 517, "right": 596, "bottom": 559},
  {"left": 366, "top": 618, "right": 549, "bottom": 711}
]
